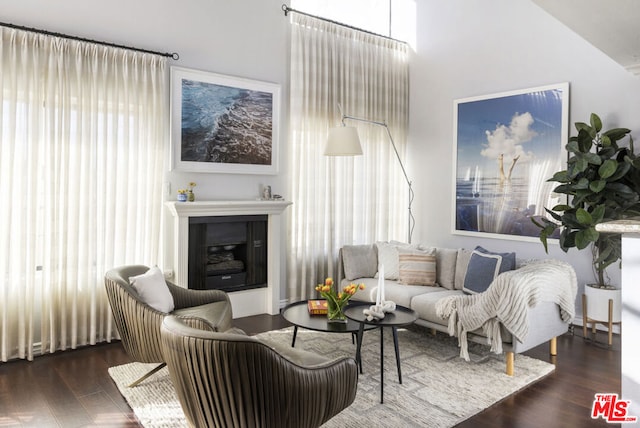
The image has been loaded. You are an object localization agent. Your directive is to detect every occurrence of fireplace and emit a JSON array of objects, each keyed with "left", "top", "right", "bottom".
[
  {"left": 188, "top": 215, "right": 267, "bottom": 292},
  {"left": 165, "top": 200, "right": 291, "bottom": 317}
]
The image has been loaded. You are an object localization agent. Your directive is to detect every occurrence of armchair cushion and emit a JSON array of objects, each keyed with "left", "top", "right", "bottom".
[
  {"left": 129, "top": 266, "right": 174, "bottom": 313},
  {"left": 172, "top": 300, "right": 232, "bottom": 332}
]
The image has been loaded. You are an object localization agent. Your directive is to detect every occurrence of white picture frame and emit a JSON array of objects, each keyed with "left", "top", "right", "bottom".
[
  {"left": 170, "top": 66, "right": 280, "bottom": 174},
  {"left": 452, "top": 83, "right": 570, "bottom": 242}
]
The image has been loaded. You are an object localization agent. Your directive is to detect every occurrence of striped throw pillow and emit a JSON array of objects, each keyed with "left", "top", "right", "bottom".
[{"left": 398, "top": 247, "right": 437, "bottom": 286}]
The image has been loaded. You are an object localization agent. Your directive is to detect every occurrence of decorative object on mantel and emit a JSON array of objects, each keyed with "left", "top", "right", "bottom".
[
  {"left": 262, "top": 185, "right": 272, "bottom": 200},
  {"left": 186, "top": 182, "right": 196, "bottom": 202},
  {"left": 533, "top": 113, "right": 640, "bottom": 345},
  {"left": 176, "top": 182, "right": 196, "bottom": 202},
  {"left": 363, "top": 264, "right": 397, "bottom": 322},
  {"left": 315, "top": 278, "right": 364, "bottom": 322},
  {"left": 259, "top": 184, "right": 284, "bottom": 201}
]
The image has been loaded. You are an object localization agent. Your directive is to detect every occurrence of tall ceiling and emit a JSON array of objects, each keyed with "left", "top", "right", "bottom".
[{"left": 532, "top": 0, "right": 640, "bottom": 75}]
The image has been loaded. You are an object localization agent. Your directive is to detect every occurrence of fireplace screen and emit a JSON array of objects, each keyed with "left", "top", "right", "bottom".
[{"left": 188, "top": 215, "right": 267, "bottom": 292}]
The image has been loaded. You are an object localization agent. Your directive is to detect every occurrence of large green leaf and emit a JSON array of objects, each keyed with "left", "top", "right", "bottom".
[
  {"left": 545, "top": 207, "right": 563, "bottom": 222},
  {"left": 608, "top": 162, "right": 631, "bottom": 181},
  {"left": 598, "top": 159, "right": 618, "bottom": 178},
  {"left": 606, "top": 182, "right": 636, "bottom": 196},
  {"left": 590, "top": 113, "right": 603, "bottom": 133},
  {"left": 599, "top": 146, "right": 616, "bottom": 158},
  {"left": 576, "top": 208, "right": 592, "bottom": 225},
  {"left": 573, "top": 156, "right": 589, "bottom": 175},
  {"left": 566, "top": 140, "right": 579, "bottom": 153},
  {"left": 591, "top": 204, "right": 606, "bottom": 223},
  {"left": 549, "top": 170, "right": 569, "bottom": 183},
  {"left": 589, "top": 180, "right": 606, "bottom": 193},
  {"left": 603, "top": 127, "right": 631, "bottom": 142},
  {"left": 584, "top": 153, "right": 602, "bottom": 165},
  {"left": 574, "top": 177, "right": 590, "bottom": 189},
  {"left": 575, "top": 228, "right": 599, "bottom": 249},
  {"left": 577, "top": 129, "right": 594, "bottom": 152}
]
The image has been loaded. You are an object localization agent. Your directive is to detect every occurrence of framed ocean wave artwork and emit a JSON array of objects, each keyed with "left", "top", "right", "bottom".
[
  {"left": 452, "top": 83, "right": 569, "bottom": 242},
  {"left": 170, "top": 67, "right": 280, "bottom": 174}
]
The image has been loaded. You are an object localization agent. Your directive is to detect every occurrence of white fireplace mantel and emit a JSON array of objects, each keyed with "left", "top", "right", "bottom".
[{"left": 165, "top": 200, "right": 292, "bottom": 317}]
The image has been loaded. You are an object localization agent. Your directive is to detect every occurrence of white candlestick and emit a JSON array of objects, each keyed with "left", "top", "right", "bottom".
[{"left": 377, "top": 264, "right": 384, "bottom": 305}]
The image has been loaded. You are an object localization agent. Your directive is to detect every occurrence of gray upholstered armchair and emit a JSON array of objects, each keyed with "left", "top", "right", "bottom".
[
  {"left": 104, "top": 265, "right": 234, "bottom": 387},
  {"left": 160, "top": 315, "right": 358, "bottom": 428}
]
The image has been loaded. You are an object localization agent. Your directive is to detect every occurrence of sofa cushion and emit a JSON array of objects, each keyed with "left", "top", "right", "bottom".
[
  {"left": 129, "top": 266, "right": 174, "bottom": 313},
  {"left": 342, "top": 244, "right": 378, "bottom": 280},
  {"left": 375, "top": 241, "right": 403, "bottom": 280},
  {"left": 454, "top": 248, "right": 473, "bottom": 290},
  {"left": 463, "top": 246, "right": 516, "bottom": 294},
  {"left": 398, "top": 247, "right": 437, "bottom": 286},
  {"left": 435, "top": 247, "right": 458, "bottom": 290},
  {"left": 411, "top": 289, "right": 463, "bottom": 325},
  {"left": 371, "top": 281, "right": 440, "bottom": 308}
]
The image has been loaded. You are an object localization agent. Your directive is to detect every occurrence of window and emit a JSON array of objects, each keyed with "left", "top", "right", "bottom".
[{"left": 290, "top": 0, "right": 416, "bottom": 46}]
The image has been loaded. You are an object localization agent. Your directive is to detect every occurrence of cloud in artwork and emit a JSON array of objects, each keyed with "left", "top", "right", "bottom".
[{"left": 480, "top": 112, "right": 536, "bottom": 162}]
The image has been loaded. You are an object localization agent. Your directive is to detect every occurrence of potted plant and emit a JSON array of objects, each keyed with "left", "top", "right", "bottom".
[{"left": 533, "top": 113, "right": 640, "bottom": 336}]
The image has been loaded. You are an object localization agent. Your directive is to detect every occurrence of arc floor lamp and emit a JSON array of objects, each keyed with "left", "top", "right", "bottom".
[{"left": 325, "top": 108, "right": 415, "bottom": 243}]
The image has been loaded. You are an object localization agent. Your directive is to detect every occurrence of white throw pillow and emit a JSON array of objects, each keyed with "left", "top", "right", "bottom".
[
  {"left": 129, "top": 266, "right": 175, "bottom": 313},
  {"left": 375, "top": 241, "right": 404, "bottom": 280}
]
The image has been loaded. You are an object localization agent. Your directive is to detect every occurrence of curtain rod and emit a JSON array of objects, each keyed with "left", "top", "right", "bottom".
[
  {"left": 0, "top": 21, "right": 179, "bottom": 60},
  {"left": 281, "top": 4, "right": 407, "bottom": 45}
]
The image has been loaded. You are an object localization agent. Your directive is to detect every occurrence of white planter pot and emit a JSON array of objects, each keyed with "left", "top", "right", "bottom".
[{"left": 584, "top": 284, "right": 622, "bottom": 323}]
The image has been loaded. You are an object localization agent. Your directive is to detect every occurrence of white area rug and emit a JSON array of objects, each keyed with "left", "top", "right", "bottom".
[{"left": 109, "top": 326, "right": 554, "bottom": 427}]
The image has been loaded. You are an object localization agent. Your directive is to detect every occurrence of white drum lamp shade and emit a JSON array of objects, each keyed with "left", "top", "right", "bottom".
[{"left": 325, "top": 126, "right": 363, "bottom": 156}]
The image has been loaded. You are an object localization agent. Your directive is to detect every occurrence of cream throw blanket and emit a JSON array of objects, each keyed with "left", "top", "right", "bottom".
[{"left": 435, "top": 259, "right": 577, "bottom": 361}]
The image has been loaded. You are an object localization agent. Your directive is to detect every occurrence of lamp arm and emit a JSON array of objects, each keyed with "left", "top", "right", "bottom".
[{"left": 341, "top": 113, "right": 415, "bottom": 243}]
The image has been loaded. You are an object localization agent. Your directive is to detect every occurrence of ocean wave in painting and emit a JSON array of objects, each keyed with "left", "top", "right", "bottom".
[{"left": 181, "top": 79, "right": 273, "bottom": 165}]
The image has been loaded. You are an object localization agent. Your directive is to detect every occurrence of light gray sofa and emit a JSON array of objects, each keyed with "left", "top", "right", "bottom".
[{"left": 337, "top": 242, "right": 577, "bottom": 375}]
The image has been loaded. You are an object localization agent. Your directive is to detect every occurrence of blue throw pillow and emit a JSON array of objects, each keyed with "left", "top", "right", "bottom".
[{"left": 463, "top": 246, "right": 516, "bottom": 294}]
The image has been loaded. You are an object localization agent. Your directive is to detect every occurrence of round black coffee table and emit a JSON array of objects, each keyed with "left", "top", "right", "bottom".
[
  {"left": 344, "top": 304, "right": 418, "bottom": 404},
  {"left": 281, "top": 300, "right": 377, "bottom": 371}
]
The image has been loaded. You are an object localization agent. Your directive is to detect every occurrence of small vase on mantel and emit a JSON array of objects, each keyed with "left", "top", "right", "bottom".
[
  {"left": 187, "top": 190, "right": 195, "bottom": 202},
  {"left": 177, "top": 192, "right": 188, "bottom": 202}
]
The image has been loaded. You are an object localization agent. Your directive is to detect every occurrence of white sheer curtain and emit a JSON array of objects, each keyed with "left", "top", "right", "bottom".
[
  {"left": 287, "top": 14, "right": 409, "bottom": 301},
  {"left": 0, "top": 27, "right": 167, "bottom": 362}
]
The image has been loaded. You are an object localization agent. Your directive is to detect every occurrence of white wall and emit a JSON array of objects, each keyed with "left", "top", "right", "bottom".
[{"left": 409, "top": 0, "right": 640, "bottom": 319}]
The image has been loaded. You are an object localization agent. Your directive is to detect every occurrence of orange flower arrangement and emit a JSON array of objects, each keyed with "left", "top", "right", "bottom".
[{"left": 315, "top": 278, "right": 365, "bottom": 321}]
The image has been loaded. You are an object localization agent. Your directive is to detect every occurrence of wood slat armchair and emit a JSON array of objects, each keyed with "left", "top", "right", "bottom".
[
  {"left": 160, "top": 315, "right": 358, "bottom": 428},
  {"left": 104, "top": 265, "right": 234, "bottom": 387}
]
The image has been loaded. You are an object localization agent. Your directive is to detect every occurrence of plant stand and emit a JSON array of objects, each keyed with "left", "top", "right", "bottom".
[{"left": 582, "top": 286, "right": 621, "bottom": 347}]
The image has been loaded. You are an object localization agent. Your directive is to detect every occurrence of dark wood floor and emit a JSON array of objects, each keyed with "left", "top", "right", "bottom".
[{"left": 0, "top": 316, "right": 620, "bottom": 427}]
